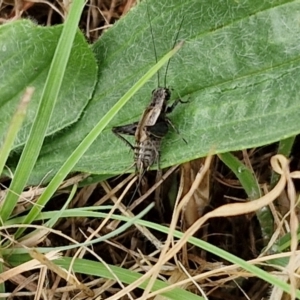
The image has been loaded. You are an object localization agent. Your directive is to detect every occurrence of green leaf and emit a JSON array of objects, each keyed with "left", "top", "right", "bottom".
[
  {"left": 0, "top": 1, "right": 95, "bottom": 223},
  {"left": 0, "top": 20, "right": 97, "bottom": 150},
  {"left": 11, "top": 0, "right": 300, "bottom": 184}
]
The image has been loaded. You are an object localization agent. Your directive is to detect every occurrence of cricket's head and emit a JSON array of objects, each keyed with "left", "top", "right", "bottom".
[{"left": 151, "top": 87, "right": 171, "bottom": 105}]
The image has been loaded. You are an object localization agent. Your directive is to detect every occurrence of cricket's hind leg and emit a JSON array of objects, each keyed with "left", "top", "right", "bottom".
[{"left": 112, "top": 122, "right": 138, "bottom": 150}]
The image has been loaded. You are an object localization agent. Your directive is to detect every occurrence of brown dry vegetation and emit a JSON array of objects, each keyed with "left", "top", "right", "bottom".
[{"left": 1, "top": 1, "right": 300, "bottom": 299}]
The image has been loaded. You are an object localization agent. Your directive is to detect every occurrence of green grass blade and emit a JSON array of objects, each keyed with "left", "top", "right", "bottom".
[
  {"left": 219, "top": 152, "right": 274, "bottom": 245},
  {"left": 0, "top": 0, "right": 85, "bottom": 223},
  {"left": 219, "top": 152, "right": 261, "bottom": 199},
  {"left": 0, "top": 88, "right": 33, "bottom": 176}
]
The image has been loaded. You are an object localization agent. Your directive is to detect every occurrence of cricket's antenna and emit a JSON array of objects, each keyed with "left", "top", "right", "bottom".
[
  {"left": 146, "top": 1, "right": 160, "bottom": 87},
  {"left": 163, "top": 15, "right": 185, "bottom": 88},
  {"left": 127, "top": 168, "right": 147, "bottom": 207}
]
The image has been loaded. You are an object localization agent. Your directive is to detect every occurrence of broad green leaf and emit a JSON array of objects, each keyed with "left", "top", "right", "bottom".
[
  {"left": 13, "top": 0, "right": 300, "bottom": 185},
  {"left": 0, "top": 20, "right": 97, "bottom": 149}
]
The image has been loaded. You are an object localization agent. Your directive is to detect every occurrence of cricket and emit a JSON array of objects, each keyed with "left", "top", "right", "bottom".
[{"left": 112, "top": 2, "right": 187, "bottom": 203}]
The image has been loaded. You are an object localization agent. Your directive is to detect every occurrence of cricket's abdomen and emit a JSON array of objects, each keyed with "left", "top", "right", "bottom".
[{"left": 134, "top": 139, "right": 161, "bottom": 172}]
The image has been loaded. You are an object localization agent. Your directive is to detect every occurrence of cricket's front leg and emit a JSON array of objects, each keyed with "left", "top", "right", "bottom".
[{"left": 166, "top": 97, "right": 189, "bottom": 114}]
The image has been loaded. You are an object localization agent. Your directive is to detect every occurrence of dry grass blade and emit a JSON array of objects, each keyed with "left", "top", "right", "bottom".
[
  {"left": 105, "top": 156, "right": 213, "bottom": 300},
  {"left": 106, "top": 154, "right": 290, "bottom": 299},
  {"left": 146, "top": 154, "right": 292, "bottom": 298},
  {"left": 180, "top": 158, "right": 211, "bottom": 227},
  {"left": 0, "top": 173, "right": 89, "bottom": 211},
  {"left": 128, "top": 165, "right": 179, "bottom": 211},
  {"left": 100, "top": 179, "right": 163, "bottom": 250},
  {"left": 0, "top": 250, "right": 60, "bottom": 284},
  {"left": 28, "top": 249, "right": 94, "bottom": 297},
  {"left": 94, "top": 173, "right": 135, "bottom": 206},
  {"left": 148, "top": 250, "right": 300, "bottom": 298},
  {"left": 141, "top": 155, "right": 214, "bottom": 299}
]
